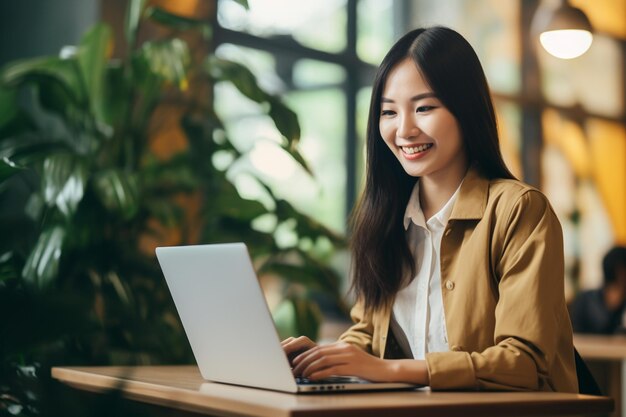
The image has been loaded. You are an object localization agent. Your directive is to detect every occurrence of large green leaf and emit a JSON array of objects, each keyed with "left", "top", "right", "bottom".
[
  {"left": 35, "top": 76, "right": 76, "bottom": 119},
  {"left": 267, "top": 96, "right": 301, "bottom": 146},
  {"left": 77, "top": 23, "right": 112, "bottom": 122},
  {"left": 216, "top": 180, "right": 268, "bottom": 221},
  {"left": 1, "top": 56, "right": 85, "bottom": 105},
  {"left": 281, "top": 144, "right": 313, "bottom": 176},
  {"left": 206, "top": 57, "right": 267, "bottom": 103},
  {"left": 93, "top": 169, "right": 140, "bottom": 220},
  {"left": 207, "top": 58, "right": 308, "bottom": 173},
  {"left": 125, "top": 0, "right": 147, "bottom": 48},
  {"left": 274, "top": 199, "right": 345, "bottom": 246},
  {"left": 42, "top": 153, "right": 89, "bottom": 218},
  {"left": 22, "top": 225, "right": 66, "bottom": 288},
  {"left": 0, "top": 133, "right": 72, "bottom": 168},
  {"left": 0, "top": 156, "right": 22, "bottom": 182},
  {"left": 0, "top": 252, "right": 19, "bottom": 282},
  {"left": 0, "top": 85, "right": 17, "bottom": 127},
  {"left": 145, "top": 6, "right": 212, "bottom": 39},
  {"left": 101, "top": 62, "right": 130, "bottom": 128},
  {"left": 0, "top": 108, "right": 36, "bottom": 141}
]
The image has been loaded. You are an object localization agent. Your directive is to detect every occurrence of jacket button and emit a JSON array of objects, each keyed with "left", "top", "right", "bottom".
[
  {"left": 445, "top": 281, "right": 455, "bottom": 290},
  {"left": 451, "top": 345, "right": 462, "bottom": 351}
]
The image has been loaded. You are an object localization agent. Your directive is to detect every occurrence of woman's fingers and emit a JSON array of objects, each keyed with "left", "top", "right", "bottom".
[
  {"left": 280, "top": 337, "right": 295, "bottom": 347},
  {"left": 300, "top": 353, "right": 353, "bottom": 378},
  {"left": 291, "top": 342, "right": 391, "bottom": 382},
  {"left": 281, "top": 336, "right": 317, "bottom": 366},
  {"left": 292, "top": 343, "right": 353, "bottom": 376},
  {"left": 282, "top": 336, "right": 316, "bottom": 353}
]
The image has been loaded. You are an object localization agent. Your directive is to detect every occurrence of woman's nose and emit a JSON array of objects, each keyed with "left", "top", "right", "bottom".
[{"left": 396, "top": 115, "right": 420, "bottom": 139}]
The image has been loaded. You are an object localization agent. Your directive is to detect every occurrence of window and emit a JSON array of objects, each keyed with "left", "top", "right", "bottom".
[{"left": 212, "top": 0, "right": 396, "bottom": 233}]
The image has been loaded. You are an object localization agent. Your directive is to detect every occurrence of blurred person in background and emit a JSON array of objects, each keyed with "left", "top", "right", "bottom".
[{"left": 570, "top": 246, "right": 626, "bottom": 334}]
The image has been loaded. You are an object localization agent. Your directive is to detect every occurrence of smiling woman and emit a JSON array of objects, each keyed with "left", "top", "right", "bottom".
[
  {"left": 283, "top": 26, "right": 580, "bottom": 393},
  {"left": 379, "top": 60, "right": 465, "bottom": 197}
]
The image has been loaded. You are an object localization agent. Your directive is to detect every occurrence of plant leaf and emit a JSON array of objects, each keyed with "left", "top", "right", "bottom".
[
  {"left": 125, "top": 0, "right": 148, "bottom": 47},
  {"left": 0, "top": 157, "right": 23, "bottom": 182},
  {"left": 0, "top": 85, "right": 17, "bottom": 127},
  {"left": 22, "top": 225, "right": 66, "bottom": 288},
  {"left": 232, "top": 0, "right": 250, "bottom": 9},
  {"left": 1, "top": 56, "right": 85, "bottom": 105},
  {"left": 102, "top": 62, "right": 130, "bottom": 128},
  {"left": 145, "top": 6, "right": 212, "bottom": 39},
  {"left": 207, "top": 58, "right": 306, "bottom": 171},
  {"left": 0, "top": 252, "right": 20, "bottom": 282},
  {"left": 93, "top": 169, "right": 140, "bottom": 220},
  {"left": 280, "top": 144, "right": 313, "bottom": 176},
  {"left": 42, "top": 153, "right": 89, "bottom": 218},
  {"left": 267, "top": 96, "right": 301, "bottom": 146},
  {"left": 77, "top": 23, "right": 112, "bottom": 122},
  {"left": 206, "top": 57, "right": 267, "bottom": 103},
  {"left": 216, "top": 179, "right": 267, "bottom": 221},
  {"left": 275, "top": 199, "right": 345, "bottom": 246}
]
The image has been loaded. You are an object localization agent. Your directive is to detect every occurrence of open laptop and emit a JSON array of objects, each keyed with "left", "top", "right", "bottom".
[{"left": 155, "top": 243, "right": 419, "bottom": 393}]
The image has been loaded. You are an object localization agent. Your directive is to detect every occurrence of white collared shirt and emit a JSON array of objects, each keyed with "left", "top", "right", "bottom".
[{"left": 392, "top": 181, "right": 461, "bottom": 360}]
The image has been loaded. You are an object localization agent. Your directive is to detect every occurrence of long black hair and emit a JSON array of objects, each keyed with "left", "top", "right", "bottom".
[{"left": 350, "top": 26, "right": 515, "bottom": 313}]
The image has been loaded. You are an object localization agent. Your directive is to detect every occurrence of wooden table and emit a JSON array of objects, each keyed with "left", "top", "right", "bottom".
[
  {"left": 574, "top": 334, "right": 626, "bottom": 417},
  {"left": 51, "top": 366, "right": 613, "bottom": 417}
]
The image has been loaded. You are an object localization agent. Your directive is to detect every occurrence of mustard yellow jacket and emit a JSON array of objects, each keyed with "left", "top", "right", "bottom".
[{"left": 339, "top": 168, "right": 578, "bottom": 392}]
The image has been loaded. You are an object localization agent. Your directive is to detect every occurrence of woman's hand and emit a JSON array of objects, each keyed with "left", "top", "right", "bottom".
[
  {"left": 291, "top": 341, "right": 396, "bottom": 382},
  {"left": 285, "top": 337, "right": 430, "bottom": 385},
  {"left": 281, "top": 336, "right": 317, "bottom": 366}
]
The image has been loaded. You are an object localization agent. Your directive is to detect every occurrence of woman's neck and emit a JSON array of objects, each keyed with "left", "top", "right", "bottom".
[{"left": 418, "top": 163, "right": 469, "bottom": 221}]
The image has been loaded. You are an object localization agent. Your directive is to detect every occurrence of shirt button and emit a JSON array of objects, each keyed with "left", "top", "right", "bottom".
[{"left": 445, "top": 281, "right": 455, "bottom": 290}]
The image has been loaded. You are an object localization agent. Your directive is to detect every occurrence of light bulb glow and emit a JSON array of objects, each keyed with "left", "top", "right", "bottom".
[{"left": 539, "top": 29, "right": 593, "bottom": 59}]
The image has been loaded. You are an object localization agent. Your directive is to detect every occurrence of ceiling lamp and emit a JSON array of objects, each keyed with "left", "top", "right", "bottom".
[{"left": 532, "top": 0, "right": 593, "bottom": 59}]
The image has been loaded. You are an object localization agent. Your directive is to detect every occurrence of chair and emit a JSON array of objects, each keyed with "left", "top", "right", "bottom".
[{"left": 575, "top": 347, "right": 602, "bottom": 395}]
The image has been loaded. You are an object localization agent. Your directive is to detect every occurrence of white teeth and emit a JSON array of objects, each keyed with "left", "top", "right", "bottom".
[{"left": 402, "top": 144, "right": 432, "bottom": 154}]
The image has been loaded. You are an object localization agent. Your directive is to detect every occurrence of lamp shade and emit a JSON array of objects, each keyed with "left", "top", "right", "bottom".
[{"left": 532, "top": 1, "right": 593, "bottom": 59}]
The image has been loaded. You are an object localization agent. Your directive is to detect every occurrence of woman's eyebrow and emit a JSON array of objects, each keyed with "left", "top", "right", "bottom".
[{"left": 381, "top": 92, "right": 437, "bottom": 103}]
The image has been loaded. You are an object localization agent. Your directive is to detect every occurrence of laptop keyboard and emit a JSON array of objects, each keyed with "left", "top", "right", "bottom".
[{"left": 295, "top": 376, "right": 368, "bottom": 385}]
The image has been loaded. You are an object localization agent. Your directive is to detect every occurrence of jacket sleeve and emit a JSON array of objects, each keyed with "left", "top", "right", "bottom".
[
  {"left": 426, "top": 190, "right": 570, "bottom": 391},
  {"left": 338, "top": 300, "right": 375, "bottom": 354}
]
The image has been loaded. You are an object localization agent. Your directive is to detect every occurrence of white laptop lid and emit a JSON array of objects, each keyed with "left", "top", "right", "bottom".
[
  {"left": 156, "top": 243, "right": 298, "bottom": 393},
  {"left": 157, "top": 243, "right": 420, "bottom": 394}
]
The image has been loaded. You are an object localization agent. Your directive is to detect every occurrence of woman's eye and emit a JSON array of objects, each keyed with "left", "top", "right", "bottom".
[
  {"left": 416, "top": 106, "right": 435, "bottom": 113},
  {"left": 381, "top": 110, "right": 395, "bottom": 116}
]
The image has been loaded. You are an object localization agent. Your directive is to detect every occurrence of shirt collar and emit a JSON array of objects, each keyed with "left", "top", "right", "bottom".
[
  {"left": 403, "top": 183, "right": 425, "bottom": 230},
  {"left": 403, "top": 178, "right": 463, "bottom": 231}
]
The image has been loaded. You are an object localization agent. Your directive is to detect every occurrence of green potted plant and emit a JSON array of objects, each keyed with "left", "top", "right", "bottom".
[{"left": 0, "top": 0, "right": 348, "bottom": 414}]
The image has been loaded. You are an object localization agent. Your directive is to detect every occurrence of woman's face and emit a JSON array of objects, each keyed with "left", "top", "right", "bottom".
[{"left": 379, "top": 58, "right": 467, "bottom": 181}]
